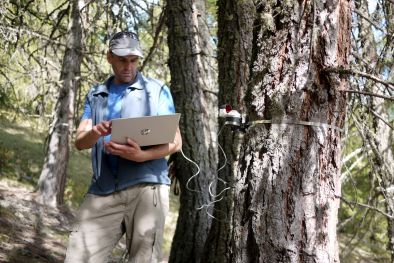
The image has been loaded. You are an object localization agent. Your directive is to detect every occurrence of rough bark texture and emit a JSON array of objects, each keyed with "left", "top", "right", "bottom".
[
  {"left": 231, "top": 0, "right": 351, "bottom": 262},
  {"left": 201, "top": 0, "right": 254, "bottom": 262},
  {"left": 166, "top": 0, "right": 218, "bottom": 262},
  {"left": 36, "top": 0, "right": 84, "bottom": 207}
]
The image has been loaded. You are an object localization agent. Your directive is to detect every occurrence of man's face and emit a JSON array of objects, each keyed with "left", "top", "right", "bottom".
[{"left": 107, "top": 51, "right": 139, "bottom": 85}]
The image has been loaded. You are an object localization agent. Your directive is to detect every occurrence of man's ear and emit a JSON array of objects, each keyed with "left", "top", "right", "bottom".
[{"left": 107, "top": 51, "right": 112, "bottom": 64}]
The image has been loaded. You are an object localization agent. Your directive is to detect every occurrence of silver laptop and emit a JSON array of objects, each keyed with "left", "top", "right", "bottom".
[{"left": 110, "top": 113, "right": 181, "bottom": 147}]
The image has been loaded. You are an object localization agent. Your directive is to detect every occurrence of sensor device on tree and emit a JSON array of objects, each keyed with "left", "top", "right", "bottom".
[{"left": 219, "top": 104, "right": 249, "bottom": 132}]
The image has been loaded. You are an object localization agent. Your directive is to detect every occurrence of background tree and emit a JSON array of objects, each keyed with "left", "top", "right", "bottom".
[
  {"left": 166, "top": 0, "right": 218, "bottom": 262},
  {"left": 231, "top": 0, "right": 351, "bottom": 261},
  {"left": 36, "top": 0, "right": 85, "bottom": 206},
  {"left": 202, "top": 0, "right": 254, "bottom": 262}
]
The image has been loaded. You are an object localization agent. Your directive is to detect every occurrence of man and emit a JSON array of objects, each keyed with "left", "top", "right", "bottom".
[{"left": 65, "top": 32, "right": 182, "bottom": 263}]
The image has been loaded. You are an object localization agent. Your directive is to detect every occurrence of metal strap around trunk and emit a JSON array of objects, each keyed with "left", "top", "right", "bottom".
[{"left": 248, "top": 119, "right": 343, "bottom": 132}]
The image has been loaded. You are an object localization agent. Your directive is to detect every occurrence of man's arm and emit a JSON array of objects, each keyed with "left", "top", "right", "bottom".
[
  {"left": 103, "top": 126, "right": 182, "bottom": 162},
  {"left": 75, "top": 119, "right": 113, "bottom": 150}
]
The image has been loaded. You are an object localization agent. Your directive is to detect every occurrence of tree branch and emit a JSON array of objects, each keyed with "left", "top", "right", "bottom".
[
  {"left": 363, "top": 105, "right": 394, "bottom": 130},
  {"left": 338, "top": 192, "right": 380, "bottom": 231},
  {"left": 140, "top": 3, "right": 167, "bottom": 73},
  {"left": 324, "top": 67, "right": 394, "bottom": 91},
  {"left": 340, "top": 89, "right": 394, "bottom": 102},
  {"left": 354, "top": 8, "right": 386, "bottom": 34},
  {"left": 340, "top": 196, "right": 394, "bottom": 219},
  {"left": 202, "top": 89, "right": 218, "bottom": 96},
  {"left": 0, "top": 26, "right": 67, "bottom": 47}
]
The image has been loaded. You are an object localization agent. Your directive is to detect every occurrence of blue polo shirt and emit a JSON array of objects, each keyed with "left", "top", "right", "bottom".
[{"left": 81, "top": 73, "right": 175, "bottom": 175}]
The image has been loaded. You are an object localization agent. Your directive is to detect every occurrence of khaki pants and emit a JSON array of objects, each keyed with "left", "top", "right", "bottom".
[{"left": 64, "top": 183, "right": 169, "bottom": 263}]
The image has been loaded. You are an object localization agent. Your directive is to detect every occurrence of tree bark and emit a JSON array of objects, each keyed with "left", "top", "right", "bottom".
[
  {"left": 36, "top": 0, "right": 84, "bottom": 207},
  {"left": 231, "top": 0, "right": 351, "bottom": 262},
  {"left": 166, "top": 0, "right": 218, "bottom": 262},
  {"left": 201, "top": 0, "right": 254, "bottom": 262}
]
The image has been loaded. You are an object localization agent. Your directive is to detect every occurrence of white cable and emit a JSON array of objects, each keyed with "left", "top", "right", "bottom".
[
  {"left": 174, "top": 138, "right": 202, "bottom": 196},
  {"left": 173, "top": 123, "right": 234, "bottom": 222},
  {"left": 208, "top": 125, "right": 233, "bottom": 198}
]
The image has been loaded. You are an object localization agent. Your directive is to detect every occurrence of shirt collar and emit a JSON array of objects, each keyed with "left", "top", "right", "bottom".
[{"left": 126, "top": 71, "right": 143, "bottom": 90}]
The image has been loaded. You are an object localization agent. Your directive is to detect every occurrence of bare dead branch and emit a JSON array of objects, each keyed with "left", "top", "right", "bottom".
[
  {"left": 341, "top": 89, "right": 394, "bottom": 101},
  {"left": 354, "top": 8, "right": 387, "bottom": 34},
  {"left": 342, "top": 163, "right": 369, "bottom": 184},
  {"left": 363, "top": 105, "right": 394, "bottom": 130},
  {"left": 340, "top": 196, "right": 394, "bottom": 219},
  {"left": 0, "top": 25, "right": 67, "bottom": 47},
  {"left": 338, "top": 192, "right": 380, "bottom": 231},
  {"left": 325, "top": 67, "right": 394, "bottom": 91},
  {"left": 140, "top": 2, "right": 168, "bottom": 72}
]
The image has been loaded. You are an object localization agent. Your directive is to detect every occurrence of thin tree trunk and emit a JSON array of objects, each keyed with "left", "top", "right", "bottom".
[
  {"left": 201, "top": 0, "right": 254, "bottom": 262},
  {"left": 231, "top": 0, "right": 351, "bottom": 262},
  {"left": 166, "top": 0, "right": 218, "bottom": 262},
  {"left": 36, "top": 0, "right": 84, "bottom": 207}
]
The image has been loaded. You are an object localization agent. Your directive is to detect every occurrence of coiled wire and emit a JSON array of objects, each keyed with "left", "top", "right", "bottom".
[{"left": 174, "top": 123, "right": 233, "bottom": 222}]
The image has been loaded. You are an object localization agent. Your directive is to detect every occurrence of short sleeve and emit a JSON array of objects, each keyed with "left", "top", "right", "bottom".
[
  {"left": 157, "top": 85, "right": 175, "bottom": 115},
  {"left": 81, "top": 97, "right": 92, "bottom": 120}
]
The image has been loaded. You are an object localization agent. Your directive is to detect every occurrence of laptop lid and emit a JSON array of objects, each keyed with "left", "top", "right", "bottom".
[{"left": 110, "top": 113, "right": 181, "bottom": 147}]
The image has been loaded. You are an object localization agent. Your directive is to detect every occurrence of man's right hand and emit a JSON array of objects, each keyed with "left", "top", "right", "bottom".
[
  {"left": 75, "top": 119, "right": 113, "bottom": 150},
  {"left": 91, "top": 120, "right": 113, "bottom": 139}
]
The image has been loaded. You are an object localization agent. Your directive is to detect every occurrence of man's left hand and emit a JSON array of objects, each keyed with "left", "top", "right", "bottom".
[{"left": 104, "top": 138, "right": 147, "bottom": 162}]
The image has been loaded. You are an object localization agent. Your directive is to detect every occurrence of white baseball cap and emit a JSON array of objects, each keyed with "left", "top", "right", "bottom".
[{"left": 109, "top": 32, "right": 144, "bottom": 58}]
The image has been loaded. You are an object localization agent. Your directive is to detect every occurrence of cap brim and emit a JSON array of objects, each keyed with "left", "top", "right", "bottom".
[{"left": 111, "top": 48, "right": 144, "bottom": 58}]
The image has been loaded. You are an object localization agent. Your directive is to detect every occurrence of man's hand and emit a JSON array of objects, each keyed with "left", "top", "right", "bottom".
[
  {"left": 104, "top": 138, "right": 147, "bottom": 162},
  {"left": 91, "top": 120, "right": 112, "bottom": 139},
  {"left": 75, "top": 119, "right": 113, "bottom": 151}
]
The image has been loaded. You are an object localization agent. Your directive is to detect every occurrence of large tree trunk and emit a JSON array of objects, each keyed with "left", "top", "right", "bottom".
[
  {"left": 201, "top": 0, "right": 254, "bottom": 262},
  {"left": 36, "top": 0, "right": 84, "bottom": 207},
  {"left": 166, "top": 0, "right": 218, "bottom": 262},
  {"left": 231, "top": 0, "right": 351, "bottom": 262}
]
